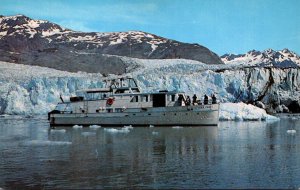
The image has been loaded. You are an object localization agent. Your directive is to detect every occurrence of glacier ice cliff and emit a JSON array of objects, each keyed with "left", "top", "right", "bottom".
[{"left": 0, "top": 58, "right": 299, "bottom": 118}]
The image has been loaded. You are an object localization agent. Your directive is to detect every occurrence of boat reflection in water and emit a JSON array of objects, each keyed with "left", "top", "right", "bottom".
[{"left": 46, "top": 126, "right": 218, "bottom": 187}]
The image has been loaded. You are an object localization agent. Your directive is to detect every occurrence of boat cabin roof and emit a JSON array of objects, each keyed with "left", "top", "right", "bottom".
[
  {"left": 77, "top": 88, "right": 112, "bottom": 93},
  {"left": 112, "top": 90, "right": 183, "bottom": 96},
  {"left": 77, "top": 89, "right": 183, "bottom": 96}
]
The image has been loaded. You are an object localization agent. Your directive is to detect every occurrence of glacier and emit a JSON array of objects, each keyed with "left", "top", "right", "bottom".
[{"left": 1, "top": 57, "right": 297, "bottom": 120}]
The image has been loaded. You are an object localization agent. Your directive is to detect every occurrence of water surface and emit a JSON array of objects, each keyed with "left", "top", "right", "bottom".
[{"left": 0, "top": 116, "right": 299, "bottom": 189}]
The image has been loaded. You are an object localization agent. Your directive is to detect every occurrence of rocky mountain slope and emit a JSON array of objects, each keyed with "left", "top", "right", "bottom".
[{"left": 0, "top": 14, "right": 223, "bottom": 74}]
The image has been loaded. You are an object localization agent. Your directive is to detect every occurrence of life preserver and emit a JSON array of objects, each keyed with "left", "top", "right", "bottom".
[{"left": 106, "top": 98, "right": 114, "bottom": 105}]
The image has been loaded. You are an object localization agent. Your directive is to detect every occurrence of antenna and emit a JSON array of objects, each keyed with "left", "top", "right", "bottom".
[
  {"left": 129, "top": 32, "right": 132, "bottom": 57},
  {"left": 59, "top": 93, "right": 64, "bottom": 103}
]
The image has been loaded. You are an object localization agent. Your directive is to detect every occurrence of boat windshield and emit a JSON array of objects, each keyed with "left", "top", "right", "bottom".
[
  {"left": 55, "top": 103, "right": 72, "bottom": 112},
  {"left": 75, "top": 91, "right": 109, "bottom": 101}
]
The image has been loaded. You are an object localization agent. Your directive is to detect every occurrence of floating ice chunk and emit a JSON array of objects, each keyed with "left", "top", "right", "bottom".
[
  {"left": 124, "top": 125, "right": 133, "bottom": 129},
  {"left": 219, "top": 102, "right": 280, "bottom": 121},
  {"left": 0, "top": 114, "right": 10, "bottom": 117},
  {"left": 50, "top": 129, "right": 66, "bottom": 133},
  {"left": 172, "top": 126, "right": 183, "bottom": 129},
  {"left": 291, "top": 117, "right": 298, "bottom": 120},
  {"left": 104, "top": 128, "right": 130, "bottom": 133},
  {"left": 81, "top": 132, "right": 96, "bottom": 136},
  {"left": 266, "top": 114, "right": 280, "bottom": 121},
  {"left": 152, "top": 131, "right": 159, "bottom": 135},
  {"left": 73, "top": 125, "right": 83, "bottom": 129},
  {"left": 149, "top": 125, "right": 154, "bottom": 128},
  {"left": 24, "top": 140, "right": 71, "bottom": 146},
  {"left": 89, "top": 125, "right": 101, "bottom": 129},
  {"left": 287, "top": 130, "right": 296, "bottom": 134}
]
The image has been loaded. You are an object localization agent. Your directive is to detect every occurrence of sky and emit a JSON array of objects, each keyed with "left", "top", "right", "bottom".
[{"left": 1, "top": 0, "right": 300, "bottom": 55}]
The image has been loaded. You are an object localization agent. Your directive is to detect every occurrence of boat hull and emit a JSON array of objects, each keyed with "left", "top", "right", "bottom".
[{"left": 49, "top": 104, "right": 219, "bottom": 127}]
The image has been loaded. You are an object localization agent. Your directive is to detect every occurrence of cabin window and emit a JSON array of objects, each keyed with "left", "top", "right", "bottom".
[
  {"left": 167, "top": 95, "right": 171, "bottom": 101},
  {"left": 141, "top": 95, "right": 148, "bottom": 102},
  {"left": 106, "top": 108, "right": 113, "bottom": 113},
  {"left": 153, "top": 94, "right": 166, "bottom": 107},
  {"left": 130, "top": 96, "right": 139, "bottom": 102},
  {"left": 171, "top": 94, "right": 176, "bottom": 102},
  {"left": 167, "top": 94, "right": 176, "bottom": 102}
]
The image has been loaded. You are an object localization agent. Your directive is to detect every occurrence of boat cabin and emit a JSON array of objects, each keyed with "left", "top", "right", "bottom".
[{"left": 53, "top": 77, "right": 215, "bottom": 114}]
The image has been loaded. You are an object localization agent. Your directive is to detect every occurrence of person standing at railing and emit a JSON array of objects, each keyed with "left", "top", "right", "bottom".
[
  {"left": 204, "top": 94, "right": 208, "bottom": 105},
  {"left": 212, "top": 94, "right": 217, "bottom": 104}
]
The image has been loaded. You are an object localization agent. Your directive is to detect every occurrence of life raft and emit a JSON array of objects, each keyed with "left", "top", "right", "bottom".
[{"left": 106, "top": 98, "right": 114, "bottom": 105}]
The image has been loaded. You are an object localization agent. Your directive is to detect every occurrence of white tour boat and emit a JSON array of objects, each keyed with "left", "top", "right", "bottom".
[{"left": 48, "top": 77, "right": 219, "bottom": 127}]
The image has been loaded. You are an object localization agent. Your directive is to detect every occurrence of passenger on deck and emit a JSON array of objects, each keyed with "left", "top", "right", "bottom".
[
  {"left": 204, "top": 94, "right": 208, "bottom": 105},
  {"left": 192, "top": 94, "right": 197, "bottom": 105},
  {"left": 178, "top": 94, "right": 184, "bottom": 106},
  {"left": 212, "top": 94, "right": 217, "bottom": 104},
  {"left": 186, "top": 96, "right": 191, "bottom": 106}
]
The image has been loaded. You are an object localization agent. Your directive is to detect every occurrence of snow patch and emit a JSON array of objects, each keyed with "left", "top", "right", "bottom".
[
  {"left": 110, "top": 37, "right": 123, "bottom": 45},
  {"left": 27, "top": 20, "right": 43, "bottom": 28}
]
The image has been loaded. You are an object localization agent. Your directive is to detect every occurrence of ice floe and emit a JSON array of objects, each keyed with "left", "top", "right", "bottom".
[
  {"left": 81, "top": 132, "right": 96, "bottom": 136},
  {"left": 23, "top": 140, "right": 71, "bottom": 146},
  {"left": 73, "top": 125, "right": 83, "bottom": 129},
  {"left": 104, "top": 127, "right": 130, "bottom": 133},
  {"left": 124, "top": 125, "right": 133, "bottom": 129},
  {"left": 172, "top": 126, "right": 183, "bottom": 129},
  {"left": 50, "top": 129, "right": 66, "bottom": 133},
  {"left": 89, "top": 125, "right": 101, "bottom": 129},
  {"left": 287, "top": 130, "right": 296, "bottom": 134}
]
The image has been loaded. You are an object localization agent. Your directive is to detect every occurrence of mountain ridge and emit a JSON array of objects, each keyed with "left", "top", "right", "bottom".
[
  {"left": 221, "top": 48, "right": 300, "bottom": 68},
  {"left": 0, "top": 14, "right": 223, "bottom": 74}
]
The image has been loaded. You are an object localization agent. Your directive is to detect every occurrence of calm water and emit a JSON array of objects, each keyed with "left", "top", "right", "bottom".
[{"left": 0, "top": 116, "right": 300, "bottom": 189}]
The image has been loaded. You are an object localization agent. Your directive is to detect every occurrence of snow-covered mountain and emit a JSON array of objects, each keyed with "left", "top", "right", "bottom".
[
  {"left": 221, "top": 49, "right": 300, "bottom": 68},
  {"left": 0, "top": 14, "right": 223, "bottom": 74}
]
